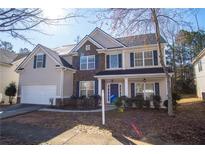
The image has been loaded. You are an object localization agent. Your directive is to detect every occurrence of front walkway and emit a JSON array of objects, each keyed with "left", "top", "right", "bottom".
[
  {"left": 42, "top": 126, "right": 122, "bottom": 145},
  {"left": 39, "top": 105, "right": 116, "bottom": 113}
]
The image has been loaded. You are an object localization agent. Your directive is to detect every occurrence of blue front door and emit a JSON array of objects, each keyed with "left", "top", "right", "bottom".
[{"left": 110, "top": 84, "right": 119, "bottom": 103}]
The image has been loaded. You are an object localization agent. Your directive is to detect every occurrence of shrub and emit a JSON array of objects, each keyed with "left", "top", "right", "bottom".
[
  {"left": 89, "top": 94, "right": 101, "bottom": 108},
  {"left": 5, "top": 82, "right": 17, "bottom": 104},
  {"left": 153, "top": 95, "right": 161, "bottom": 109},
  {"left": 70, "top": 95, "right": 78, "bottom": 99},
  {"left": 120, "top": 96, "right": 128, "bottom": 107},
  {"left": 134, "top": 95, "right": 144, "bottom": 109},
  {"left": 172, "top": 92, "right": 181, "bottom": 102},
  {"left": 144, "top": 100, "right": 150, "bottom": 108},
  {"left": 163, "top": 100, "right": 177, "bottom": 108},
  {"left": 114, "top": 97, "right": 123, "bottom": 108},
  {"left": 163, "top": 92, "right": 180, "bottom": 109},
  {"left": 125, "top": 98, "right": 133, "bottom": 108}
]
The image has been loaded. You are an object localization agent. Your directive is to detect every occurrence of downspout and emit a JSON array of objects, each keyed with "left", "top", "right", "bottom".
[{"left": 60, "top": 68, "right": 64, "bottom": 102}]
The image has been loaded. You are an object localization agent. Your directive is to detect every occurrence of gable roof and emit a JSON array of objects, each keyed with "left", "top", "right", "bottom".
[
  {"left": 192, "top": 48, "right": 205, "bottom": 64},
  {"left": 116, "top": 33, "right": 166, "bottom": 47},
  {"left": 0, "top": 48, "right": 17, "bottom": 65},
  {"left": 71, "top": 28, "right": 167, "bottom": 53},
  {"left": 71, "top": 35, "right": 105, "bottom": 52},
  {"left": 16, "top": 44, "right": 74, "bottom": 71},
  {"left": 89, "top": 27, "right": 125, "bottom": 48}
]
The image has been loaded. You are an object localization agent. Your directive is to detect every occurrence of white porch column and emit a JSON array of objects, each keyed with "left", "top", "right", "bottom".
[
  {"left": 124, "top": 78, "right": 128, "bottom": 97},
  {"left": 98, "top": 78, "right": 102, "bottom": 96}
]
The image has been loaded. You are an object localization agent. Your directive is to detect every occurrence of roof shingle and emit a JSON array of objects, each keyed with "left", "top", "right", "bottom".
[
  {"left": 96, "top": 67, "right": 172, "bottom": 76},
  {"left": 116, "top": 33, "right": 166, "bottom": 47},
  {"left": 0, "top": 49, "right": 17, "bottom": 64}
]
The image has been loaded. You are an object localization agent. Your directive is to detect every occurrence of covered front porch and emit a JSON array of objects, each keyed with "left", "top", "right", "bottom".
[{"left": 96, "top": 74, "right": 168, "bottom": 105}]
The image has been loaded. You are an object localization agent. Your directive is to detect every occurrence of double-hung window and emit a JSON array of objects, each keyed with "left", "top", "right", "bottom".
[
  {"left": 135, "top": 83, "right": 144, "bottom": 96},
  {"left": 135, "top": 82, "right": 155, "bottom": 100},
  {"left": 36, "top": 54, "right": 44, "bottom": 68},
  {"left": 144, "top": 51, "right": 153, "bottom": 66},
  {"left": 79, "top": 81, "right": 95, "bottom": 97},
  {"left": 144, "top": 83, "right": 155, "bottom": 100},
  {"left": 134, "top": 51, "right": 154, "bottom": 67},
  {"left": 110, "top": 54, "right": 119, "bottom": 68},
  {"left": 134, "top": 52, "right": 143, "bottom": 66},
  {"left": 80, "top": 55, "right": 95, "bottom": 70}
]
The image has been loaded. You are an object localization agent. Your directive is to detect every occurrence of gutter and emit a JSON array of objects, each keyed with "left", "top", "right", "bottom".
[{"left": 96, "top": 43, "right": 167, "bottom": 52}]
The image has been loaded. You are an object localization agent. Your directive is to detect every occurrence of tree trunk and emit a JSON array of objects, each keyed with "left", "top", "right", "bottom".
[
  {"left": 151, "top": 8, "right": 173, "bottom": 116},
  {"left": 9, "top": 96, "right": 12, "bottom": 105}
]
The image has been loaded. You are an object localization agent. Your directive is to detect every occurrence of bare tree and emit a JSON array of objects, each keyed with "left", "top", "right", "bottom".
[
  {"left": 0, "top": 40, "right": 13, "bottom": 51},
  {"left": 96, "top": 8, "right": 195, "bottom": 116},
  {"left": 0, "top": 8, "right": 78, "bottom": 45}
]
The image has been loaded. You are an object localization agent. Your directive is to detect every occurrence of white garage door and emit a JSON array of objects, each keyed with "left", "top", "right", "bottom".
[{"left": 21, "top": 85, "right": 56, "bottom": 105}]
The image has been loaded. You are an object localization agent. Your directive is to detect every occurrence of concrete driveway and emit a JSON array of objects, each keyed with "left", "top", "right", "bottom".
[{"left": 0, "top": 104, "right": 45, "bottom": 119}]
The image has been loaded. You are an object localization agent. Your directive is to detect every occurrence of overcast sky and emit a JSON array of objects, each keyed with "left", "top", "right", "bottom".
[{"left": 1, "top": 8, "right": 205, "bottom": 52}]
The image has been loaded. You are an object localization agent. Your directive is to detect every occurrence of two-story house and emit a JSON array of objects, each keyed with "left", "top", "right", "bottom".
[
  {"left": 16, "top": 27, "right": 172, "bottom": 106},
  {"left": 192, "top": 48, "right": 205, "bottom": 100}
]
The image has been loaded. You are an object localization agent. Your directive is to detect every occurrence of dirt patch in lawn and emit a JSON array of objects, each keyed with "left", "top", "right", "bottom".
[{"left": 1, "top": 102, "right": 205, "bottom": 145}]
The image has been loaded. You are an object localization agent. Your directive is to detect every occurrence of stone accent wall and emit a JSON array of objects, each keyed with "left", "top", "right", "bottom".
[{"left": 72, "top": 40, "right": 105, "bottom": 96}]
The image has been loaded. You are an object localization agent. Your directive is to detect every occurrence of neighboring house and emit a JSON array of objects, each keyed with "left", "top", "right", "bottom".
[
  {"left": 0, "top": 49, "right": 28, "bottom": 103},
  {"left": 16, "top": 44, "right": 76, "bottom": 105},
  {"left": 16, "top": 27, "right": 172, "bottom": 106},
  {"left": 192, "top": 48, "right": 205, "bottom": 99}
]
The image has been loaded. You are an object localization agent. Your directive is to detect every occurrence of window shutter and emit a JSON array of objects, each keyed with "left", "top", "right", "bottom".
[
  {"left": 155, "top": 82, "right": 160, "bottom": 96},
  {"left": 131, "top": 83, "right": 135, "bottom": 97},
  {"left": 153, "top": 50, "right": 158, "bottom": 66},
  {"left": 76, "top": 81, "right": 80, "bottom": 97},
  {"left": 118, "top": 54, "right": 122, "bottom": 68},
  {"left": 95, "top": 55, "right": 98, "bottom": 69},
  {"left": 43, "top": 54, "right": 46, "bottom": 68},
  {"left": 95, "top": 80, "right": 98, "bottom": 95},
  {"left": 130, "top": 52, "right": 134, "bottom": 67},
  {"left": 106, "top": 55, "right": 110, "bottom": 68},
  {"left": 33, "top": 55, "right": 37, "bottom": 69},
  {"left": 75, "top": 57, "right": 80, "bottom": 70}
]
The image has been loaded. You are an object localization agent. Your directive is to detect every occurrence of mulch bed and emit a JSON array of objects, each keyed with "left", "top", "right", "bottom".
[{"left": 1, "top": 102, "right": 205, "bottom": 144}]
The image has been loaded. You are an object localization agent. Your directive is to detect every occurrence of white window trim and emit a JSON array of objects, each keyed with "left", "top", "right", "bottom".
[
  {"left": 134, "top": 51, "right": 155, "bottom": 68},
  {"left": 134, "top": 82, "right": 155, "bottom": 100},
  {"left": 144, "top": 51, "right": 154, "bottom": 66},
  {"left": 80, "top": 55, "right": 95, "bottom": 70},
  {"left": 79, "top": 81, "right": 95, "bottom": 97},
  {"left": 109, "top": 54, "right": 119, "bottom": 69},
  {"left": 36, "top": 53, "right": 44, "bottom": 68},
  {"left": 134, "top": 52, "right": 144, "bottom": 67}
]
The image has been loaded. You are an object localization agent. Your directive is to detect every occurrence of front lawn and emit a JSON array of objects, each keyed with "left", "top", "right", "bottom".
[{"left": 1, "top": 101, "right": 205, "bottom": 144}]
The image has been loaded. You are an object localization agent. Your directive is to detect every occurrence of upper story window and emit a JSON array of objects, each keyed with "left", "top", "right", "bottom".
[
  {"left": 80, "top": 55, "right": 95, "bottom": 70},
  {"left": 110, "top": 54, "right": 119, "bottom": 68},
  {"left": 134, "top": 51, "right": 154, "bottom": 67},
  {"left": 34, "top": 53, "right": 46, "bottom": 69},
  {"left": 144, "top": 51, "right": 153, "bottom": 66},
  {"left": 106, "top": 53, "right": 122, "bottom": 69},
  {"left": 135, "top": 52, "right": 143, "bottom": 66},
  {"left": 198, "top": 60, "right": 203, "bottom": 72},
  {"left": 85, "top": 45, "right": 90, "bottom": 51}
]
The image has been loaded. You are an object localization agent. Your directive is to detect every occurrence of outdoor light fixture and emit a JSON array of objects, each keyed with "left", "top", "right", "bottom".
[{"left": 143, "top": 78, "right": 146, "bottom": 82}]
